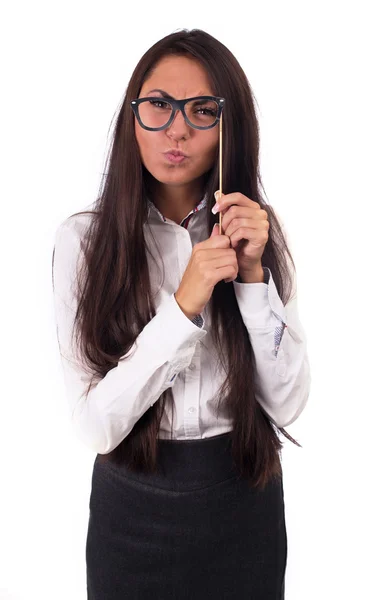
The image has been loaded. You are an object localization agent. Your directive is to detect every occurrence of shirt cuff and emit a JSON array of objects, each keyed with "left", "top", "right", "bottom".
[{"left": 232, "top": 267, "right": 286, "bottom": 329}]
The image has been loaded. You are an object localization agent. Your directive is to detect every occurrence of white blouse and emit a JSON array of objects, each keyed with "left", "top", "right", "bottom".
[{"left": 52, "top": 193, "right": 311, "bottom": 454}]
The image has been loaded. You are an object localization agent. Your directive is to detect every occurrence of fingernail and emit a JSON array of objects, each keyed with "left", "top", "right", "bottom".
[{"left": 212, "top": 190, "right": 222, "bottom": 214}]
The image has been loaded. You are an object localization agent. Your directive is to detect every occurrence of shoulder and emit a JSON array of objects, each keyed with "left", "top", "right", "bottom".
[
  {"left": 52, "top": 202, "right": 98, "bottom": 294},
  {"left": 53, "top": 201, "right": 99, "bottom": 261},
  {"left": 54, "top": 201, "right": 97, "bottom": 243}
]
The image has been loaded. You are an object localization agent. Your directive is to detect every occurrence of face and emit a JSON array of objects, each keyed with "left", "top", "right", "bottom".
[{"left": 134, "top": 55, "right": 219, "bottom": 188}]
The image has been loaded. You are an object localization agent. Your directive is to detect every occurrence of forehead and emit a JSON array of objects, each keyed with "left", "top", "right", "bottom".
[{"left": 141, "top": 55, "right": 214, "bottom": 98}]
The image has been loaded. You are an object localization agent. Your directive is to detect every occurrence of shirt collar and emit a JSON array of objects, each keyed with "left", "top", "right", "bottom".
[{"left": 146, "top": 192, "right": 208, "bottom": 228}]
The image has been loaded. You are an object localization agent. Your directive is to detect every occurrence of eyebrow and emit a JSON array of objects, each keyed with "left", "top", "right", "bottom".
[{"left": 145, "top": 89, "right": 210, "bottom": 100}]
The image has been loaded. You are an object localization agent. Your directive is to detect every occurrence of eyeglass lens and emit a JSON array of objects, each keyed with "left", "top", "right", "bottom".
[{"left": 137, "top": 98, "right": 218, "bottom": 129}]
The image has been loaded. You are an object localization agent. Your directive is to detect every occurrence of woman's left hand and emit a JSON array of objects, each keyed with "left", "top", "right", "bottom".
[{"left": 212, "top": 191, "right": 269, "bottom": 277}]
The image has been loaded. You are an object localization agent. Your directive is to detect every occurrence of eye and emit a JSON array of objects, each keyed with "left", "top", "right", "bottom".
[
  {"left": 149, "top": 100, "right": 170, "bottom": 109},
  {"left": 196, "top": 107, "right": 217, "bottom": 117}
]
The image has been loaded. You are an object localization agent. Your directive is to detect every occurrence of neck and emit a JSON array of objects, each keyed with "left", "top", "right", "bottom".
[{"left": 147, "top": 176, "right": 205, "bottom": 224}]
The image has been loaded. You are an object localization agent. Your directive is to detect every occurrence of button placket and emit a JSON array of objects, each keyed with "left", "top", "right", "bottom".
[{"left": 176, "top": 227, "right": 193, "bottom": 278}]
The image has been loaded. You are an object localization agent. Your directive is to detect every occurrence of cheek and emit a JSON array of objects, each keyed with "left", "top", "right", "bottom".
[
  {"left": 135, "top": 127, "right": 154, "bottom": 166},
  {"left": 199, "top": 132, "right": 219, "bottom": 163},
  {"left": 135, "top": 124, "right": 161, "bottom": 158},
  {"left": 134, "top": 123, "right": 146, "bottom": 154}
]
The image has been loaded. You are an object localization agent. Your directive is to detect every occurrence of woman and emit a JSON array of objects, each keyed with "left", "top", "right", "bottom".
[{"left": 52, "top": 28, "right": 311, "bottom": 599}]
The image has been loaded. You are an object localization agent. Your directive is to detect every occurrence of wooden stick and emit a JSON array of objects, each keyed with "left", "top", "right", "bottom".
[{"left": 219, "top": 112, "right": 223, "bottom": 235}]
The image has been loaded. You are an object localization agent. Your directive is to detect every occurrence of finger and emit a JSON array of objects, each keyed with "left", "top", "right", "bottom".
[
  {"left": 221, "top": 209, "right": 266, "bottom": 233},
  {"left": 212, "top": 191, "right": 258, "bottom": 214},
  {"left": 224, "top": 218, "right": 261, "bottom": 239},
  {"left": 230, "top": 227, "right": 268, "bottom": 248},
  {"left": 211, "top": 223, "right": 220, "bottom": 237}
]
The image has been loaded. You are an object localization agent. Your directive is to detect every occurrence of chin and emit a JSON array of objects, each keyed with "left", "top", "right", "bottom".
[{"left": 151, "top": 166, "right": 195, "bottom": 184}]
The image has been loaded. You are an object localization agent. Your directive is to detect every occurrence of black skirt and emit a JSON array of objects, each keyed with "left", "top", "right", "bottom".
[{"left": 86, "top": 431, "right": 287, "bottom": 599}]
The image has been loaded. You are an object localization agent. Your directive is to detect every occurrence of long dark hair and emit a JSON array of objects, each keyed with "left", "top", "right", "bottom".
[{"left": 56, "top": 28, "right": 302, "bottom": 490}]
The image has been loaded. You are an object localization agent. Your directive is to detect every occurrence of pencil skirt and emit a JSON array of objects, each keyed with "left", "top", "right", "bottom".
[{"left": 86, "top": 431, "right": 287, "bottom": 599}]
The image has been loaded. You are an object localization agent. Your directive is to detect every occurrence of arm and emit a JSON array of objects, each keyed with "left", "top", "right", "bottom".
[
  {"left": 52, "top": 218, "right": 207, "bottom": 455},
  {"left": 232, "top": 214, "right": 311, "bottom": 428}
]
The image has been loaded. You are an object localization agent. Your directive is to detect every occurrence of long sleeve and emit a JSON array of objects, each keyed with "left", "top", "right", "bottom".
[
  {"left": 52, "top": 219, "right": 208, "bottom": 454},
  {"left": 232, "top": 215, "right": 311, "bottom": 428}
]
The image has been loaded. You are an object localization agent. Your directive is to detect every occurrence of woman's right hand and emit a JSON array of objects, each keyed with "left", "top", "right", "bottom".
[{"left": 174, "top": 223, "right": 238, "bottom": 320}]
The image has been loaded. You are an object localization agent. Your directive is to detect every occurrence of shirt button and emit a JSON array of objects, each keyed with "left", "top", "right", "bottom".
[
  {"left": 189, "top": 363, "right": 196, "bottom": 370},
  {"left": 188, "top": 407, "right": 196, "bottom": 413}
]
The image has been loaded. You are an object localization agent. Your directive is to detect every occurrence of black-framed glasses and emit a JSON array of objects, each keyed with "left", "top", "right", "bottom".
[{"left": 130, "top": 96, "right": 225, "bottom": 131}]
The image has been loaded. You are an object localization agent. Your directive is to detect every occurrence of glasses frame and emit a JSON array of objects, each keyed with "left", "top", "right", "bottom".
[{"left": 130, "top": 95, "right": 225, "bottom": 131}]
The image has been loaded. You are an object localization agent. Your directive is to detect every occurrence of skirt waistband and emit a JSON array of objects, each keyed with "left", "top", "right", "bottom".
[{"left": 96, "top": 431, "right": 239, "bottom": 492}]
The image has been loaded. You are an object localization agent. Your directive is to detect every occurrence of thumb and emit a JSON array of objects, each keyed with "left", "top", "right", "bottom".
[{"left": 211, "top": 223, "right": 220, "bottom": 237}]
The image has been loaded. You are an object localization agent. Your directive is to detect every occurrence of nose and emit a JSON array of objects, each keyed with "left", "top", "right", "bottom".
[{"left": 166, "top": 108, "right": 191, "bottom": 139}]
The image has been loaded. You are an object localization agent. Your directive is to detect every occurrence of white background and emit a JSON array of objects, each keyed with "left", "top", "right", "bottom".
[{"left": 1, "top": 1, "right": 368, "bottom": 598}]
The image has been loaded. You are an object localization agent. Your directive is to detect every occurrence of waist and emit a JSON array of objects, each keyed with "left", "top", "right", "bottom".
[{"left": 97, "top": 431, "right": 239, "bottom": 492}]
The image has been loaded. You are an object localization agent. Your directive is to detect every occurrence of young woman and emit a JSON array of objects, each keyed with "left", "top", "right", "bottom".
[{"left": 52, "top": 28, "right": 311, "bottom": 600}]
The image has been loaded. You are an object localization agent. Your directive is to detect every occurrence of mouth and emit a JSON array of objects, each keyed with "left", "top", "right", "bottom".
[
  {"left": 164, "top": 151, "right": 188, "bottom": 164},
  {"left": 165, "top": 149, "right": 188, "bottom": 157}
]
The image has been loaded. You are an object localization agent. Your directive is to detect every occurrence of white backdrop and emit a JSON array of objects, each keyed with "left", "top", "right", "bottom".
[{"left": 1, "top": 1, "right": 368, "bottom": 598}]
